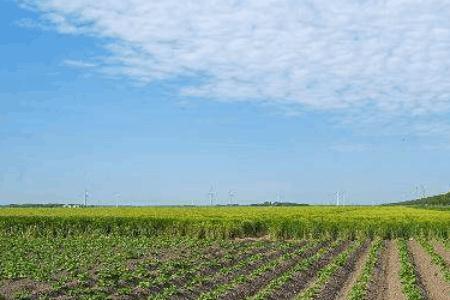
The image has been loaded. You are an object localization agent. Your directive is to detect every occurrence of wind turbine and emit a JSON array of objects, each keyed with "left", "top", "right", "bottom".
[
  {"left": 84, "top": 189, "right": 89, "bottom": 207},
  {"left": 208, "top": 186, "right": 216, "bottom": 206},
  {"left": 228, "top": 190, "right": 235, "bottom": 205},
  {"left": 420, "top": 185, "right": 426, "bottom": 199},
  {"left": 115, "top": 193, "right": 120, "bottom": 208}
]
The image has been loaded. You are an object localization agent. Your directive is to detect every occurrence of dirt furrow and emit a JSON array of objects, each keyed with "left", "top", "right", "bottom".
[
  {"left": 409, "top": 240, "right": 450, "bottom": 300},
  {"left": 333, "top": 241, "right": 372, "bottom": 300},
  {"left": 432, "top": 241, "right": 450, "bottom": 266},
  {"left": 365, "top": 240, "right": 405, "bottom": 300}
]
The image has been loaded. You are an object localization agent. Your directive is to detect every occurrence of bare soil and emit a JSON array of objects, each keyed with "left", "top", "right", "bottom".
[
  {"left": 333, "top": 241, "right": 372, "bottom": 300},
  {"left": 409, "top": 240, "right": 450, "bottom": 300},
  {"left": 0, "top": 279, "right": 53, "bottom": 300},
  {"left": 432, "top": 240, "right": 450, "bottom": 266}
]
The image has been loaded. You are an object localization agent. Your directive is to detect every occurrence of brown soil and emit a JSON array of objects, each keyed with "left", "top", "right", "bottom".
[
  {"left": 0, "top": 279, "right": 53, "bottom": 300},
  {"left": 234, "top": 235, "right": 272, "bottom": 242},
  {"left": 266, "top": 241, "right": 351, "bottom": 300},
  {"left": 332, "top": 241, "right": 372, "bottom": 300},
  {"left": 409, "top": 240, "right": 450, "bottom": 300},
  {"left": 366, "top": 240, "right": 406, "bottom": 300},
  {"left": 432, "top": 240, "right": 450, "bottom": 266}
]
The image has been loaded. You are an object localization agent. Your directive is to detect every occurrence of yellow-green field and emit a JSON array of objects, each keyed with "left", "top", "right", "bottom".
[{"left": 0, "top": 206, "right": 448, "bottom": 239}]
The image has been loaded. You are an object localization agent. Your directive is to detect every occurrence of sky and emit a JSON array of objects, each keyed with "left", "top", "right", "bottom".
[{"left": 1, "top": 0, "right": 450, "bottom": 206}]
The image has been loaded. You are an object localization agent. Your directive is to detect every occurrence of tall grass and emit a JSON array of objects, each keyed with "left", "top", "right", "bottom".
[{"left": 0, "top": 206, "right": 448, "bottom": 239}]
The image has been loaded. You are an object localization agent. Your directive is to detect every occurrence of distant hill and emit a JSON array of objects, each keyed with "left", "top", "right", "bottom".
[{"left": 388, "top": 191, "right": 450, "bottom": 206}]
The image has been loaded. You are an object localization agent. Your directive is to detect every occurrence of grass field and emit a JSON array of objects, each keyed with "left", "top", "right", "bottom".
[{"left": 0, "top": 206, "right": 449, "bottom": 299}]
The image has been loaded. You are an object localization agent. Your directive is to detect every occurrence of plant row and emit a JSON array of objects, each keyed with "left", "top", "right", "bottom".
[
  {"left": 249, "top": 240, "right": 343, "bottom": 300},
  {"left": 197, "top": 240, "right": 327, "bottom": 299},
  {"left": 397, "top": 239, "right": 424, "bottom": 300},
  {"left": 418, "top": 239, "right": 450, "bottom": 283},
  {"left": 295, "top": 241, "right": 362, "bottom": 300},
  {"left": 346, "top": 239, "right": 383, "bottom": 300}
]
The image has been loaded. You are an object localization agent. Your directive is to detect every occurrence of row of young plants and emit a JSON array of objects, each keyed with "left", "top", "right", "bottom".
[
  {"left": 1, "top": 235, "right": 292, "bottom": 299},
  {"left": 0, "top": 235, "right": 175, "bottom": 282},
  {"left": 418, "top": 239, "right": 450, "bottom": 283},
  {"left": 2, "top": 236, "right": 447, "bottom": 299},
  {"left": 0, "top": 235, "right": 253, "bottom": 299},
  {"left": 248, "top": 239, "right": 344, "bottom": 300},
  {"left": 152, "top": 241, "right": 299, "bottom": 299},
  {"left": 80, "top": 238, "right": 255, "bottom": 298},
  {"left": 295, "top": 241, "right": 362, "bottom": 300},
  {"left": 197, "top": 240, "right": 329, "bottom": 299},
  {"left": 347, "top": 239, "right": 384, "bottom": 300},
  {"left": 138, "top": 240, "right": 279, "bottom": 299},
  {"left": 397, "top": 239, "right": 425, "bottom": 300},
  {"left": 0, "top": 235, "right": 171, "bottom": 298}
]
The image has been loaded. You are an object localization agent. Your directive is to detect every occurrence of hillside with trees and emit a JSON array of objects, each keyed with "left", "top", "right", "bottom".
[{"left": 388, "top": 191, "right": 450, "bottom": 206}]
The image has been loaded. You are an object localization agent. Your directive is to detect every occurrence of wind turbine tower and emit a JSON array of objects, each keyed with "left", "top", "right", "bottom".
[
  {"left": 115, "top": 193, "right": 120, "bottom": 208},
  {"left": 420, "top": 185, "right": 426, "bottom": 199},
  {"left": 208, "top": 187, "right": 216, "bottom": 206},
  {"left": 84, "top": 189, "right": 89, "bottom": 207},
  {"left": 228, "top": 190, "right": 235, "bottom": 205}
]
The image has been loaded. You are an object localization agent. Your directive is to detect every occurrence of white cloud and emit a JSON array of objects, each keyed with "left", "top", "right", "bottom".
[{"left": 18, "top": 0, "right": 450, "bottom": 129}]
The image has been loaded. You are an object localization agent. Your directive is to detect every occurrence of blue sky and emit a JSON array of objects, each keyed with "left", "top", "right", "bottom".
[{"left": 1, "top": 0, "right": 450, "bottom": 205}]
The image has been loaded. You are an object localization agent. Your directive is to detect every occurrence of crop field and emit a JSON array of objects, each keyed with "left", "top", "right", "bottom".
[
  {"left": 0, "top": 206, "right": 449, "bottom": 239},
  {"left": 0, "top": 206, "right": 449, "bottom": 299}
]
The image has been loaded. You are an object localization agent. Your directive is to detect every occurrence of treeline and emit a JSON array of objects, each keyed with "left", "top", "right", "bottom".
[
  {"left": 388, "top": 192, "right": 450, "bottom": 206},
  {"left": 1, "top": 203, "right": 66, "bottom": 208}
]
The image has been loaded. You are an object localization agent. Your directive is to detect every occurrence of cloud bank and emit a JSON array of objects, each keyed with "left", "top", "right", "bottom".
[{"left": 19, "top": 1, "right": 450, "bottom": 121}]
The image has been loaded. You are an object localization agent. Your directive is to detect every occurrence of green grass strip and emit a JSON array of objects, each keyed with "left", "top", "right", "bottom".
[
  {"left": 347, "top": 239, "right": 383, "bottom": 300},
  {"left": 418, "top": 239, "right": 450, "bottom": 283},
  {"left": 397, "top": 239, "right": 424, "bottom": 300},
  {"left": 248, "top": 240, "right": 344, "bottom": 300},
  {"left": 295, "top": 241, "right": 362, "bottom": 300},
  {"left": 197, "top": 239, "right": 332, "bottom": 300}
]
